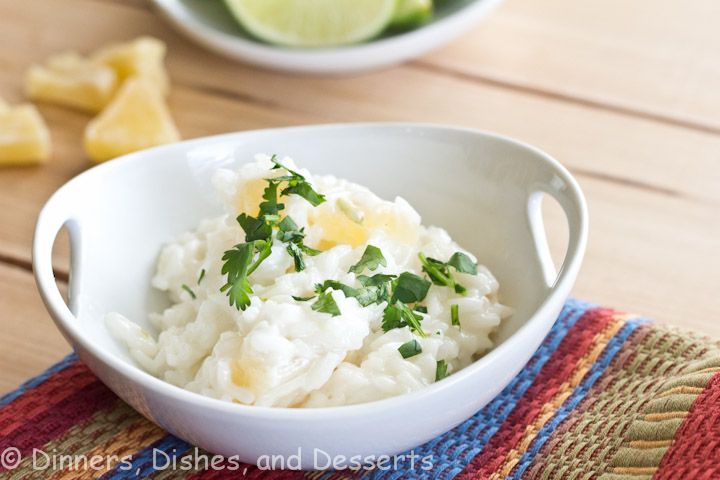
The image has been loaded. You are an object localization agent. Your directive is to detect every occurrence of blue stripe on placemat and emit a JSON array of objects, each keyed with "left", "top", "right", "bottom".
[
  {"left": 507, "top": 317, "right": 648, "bottom": 479},
  {"left": 0, "top": 351, "right": 78, "bottom": 407},
  {"left": 363, "top": 299, "right": 595, "bottom": 480}
]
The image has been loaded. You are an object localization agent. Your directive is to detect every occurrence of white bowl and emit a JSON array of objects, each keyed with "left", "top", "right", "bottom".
[
  {"left": 33, "top": 123, "right": 586, "bottom": 469},
  {"left": 150, "top": 0, "right": 504, "bottom": 74}
]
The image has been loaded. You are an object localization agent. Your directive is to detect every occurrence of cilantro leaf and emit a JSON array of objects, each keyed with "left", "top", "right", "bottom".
[
  {"left": 237, "top": 213, "right": 272, "bottom": 242},
  {"left": 448, "top": 252, "right": 478, "bottom": 275},
  {"left": 258, "top": 180, "right": 284, "bottom": 218},
  {"left": 311, "top": 291, "right": 341, "bottom": 316},
  {"left": 414, "top": 305, "right": 428, "bottom": 314},
  {"left": 276, "top": 215, "right": 319, "bottom": 272},
  {"left": 282, "top": 182, "right": 326, "bottom": 207},
  {"left": 349, "top": 245, "right": 387, "bottom": 273},
  {"left": 292, "top": 295, "right": 316, "bottom": 302},
  {"left": 419, "top": 252, "right": 468, "bottom": 295},
  {"left": 398, "top": 339, "right": 422, "bottom": 359},
  {"left": 382, "top": 301, "right": 426, "bottom": 336},
  {"left": 435, "top": 360, "right": 449, "bottom": 381},
  {"left": 221, "top": 240, "right": 270, "bottom": 310},
  {"left": 357, "top": 273, "right": 395, "bottom": 304},
  {"left": 451, "top": 304, "right": 460, "bottom": 327},
  {"left": 315, "top": 280, "right": 383, "bottom": 307},
  {"left": 392, "top": 272, "right": 431, "bottom": 304},
  {"left": 269, "top": 156, "right": 326, "bottom": 207}
]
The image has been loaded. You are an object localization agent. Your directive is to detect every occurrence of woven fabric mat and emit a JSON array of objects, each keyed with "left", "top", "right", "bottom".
[{"left": 1, "top": 299, "right": 719, "bottom": 479}]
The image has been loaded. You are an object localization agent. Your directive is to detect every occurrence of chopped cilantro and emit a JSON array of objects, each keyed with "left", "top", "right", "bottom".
[
  {"left": 181, "top": 284, "right": 196, "bottom": 300},
  {"left": 398, "top": 339, "right": 422, "bottom": 359},
  {"left": 237, "top": 213, "right": 272, "bottom": 242},
  {"left": 451, "top": 304, "right": 460, "bottom": 327},
  {"left": 311, "top": 291, "right": 341, "bottom": 316},
  {"left": 392, "top": 272, "right": 431, "bottom": 304},
  {"left": 435, "top": 360, "right": 449, "bottom": 381},
  {"left": 270, "top": 156, "right": 326, "bottom": 207},
  {"left": 197, "top": 269, "right": 206, "bottom": 285},
  {"left": 349, "top": 245, "right": 387, "bottom": 273},
  {"left": 382, "top": 301, "right": 426, "bottom": 336},
  {"left": 292, "top": 295, "right": 316, "bottom": 302},
  {"left": 221, "top": 240, "right": 271, "bottom": 310},
  {"left": 448, "top": 252, "right": 478, "bottom": 275},
  {"left": 315, "top": 279, "right": 384, "bottom": 307},
  {"left": 414, "top": 305, "right": 428, "bottom": 314},
  {"left": 419, "top": 252, "right": 475, "bottom": 295}
]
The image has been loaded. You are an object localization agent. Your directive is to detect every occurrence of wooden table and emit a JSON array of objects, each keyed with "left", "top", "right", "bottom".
[{"left": 1, "top": 0, "right": 718, "bottom": 393}]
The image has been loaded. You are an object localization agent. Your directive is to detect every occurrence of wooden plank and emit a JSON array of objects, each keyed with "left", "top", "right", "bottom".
[
  {"left": 543, "top": 177, "right": 720, "bottom": 336},
  {"left": 0, "top": 264, "right": 70, "bottom": 393},
  {"left": 420, "top": 0, "right": 720, "bottom": 132},
  {"left": 0, "top": 0, "right": 717, "bottom": 204}
]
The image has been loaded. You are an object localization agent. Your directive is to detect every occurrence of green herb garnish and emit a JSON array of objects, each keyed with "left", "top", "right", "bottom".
[
  {"left": 414, "top": 305, "right": 428, "bottom": 314},
  {"left": 270, "top": 156, "right": 326, "bottom": 206},
  {"left": 220, "top": 240, "right": 271, "bottom": 310},
  {"left": 197, "top": 269, "right": 206, "bottom": 285},
  {"left": 398, "top": 339, "right": 422, "bottom": 359},
  {"left": 181, "top": 284, "right": 197, "bottom": 299},
  {"left": 292, "top": 295, "right": 316, "bottom": 302},
  {"left": 392, "top": 272, "right": 431, "bottom": 304},
  {"left": 349, "top": 245, "right": 386, "bottom": 273},
  {"left": 315, "top": 279, "right": 385, "bottom": 307},
  {"left": 382, "top": 301, "right": 426, "bottom": 336},
  {"left": 451, "top": 304, "right": 460, "bottom": 327},
  {"left": 222, "top": 157, "right": 327, "bottom": 309},
  {"left": 419, "top": 251, "right": 477, "bottom": 295},
  {"left": 435, "top": 360, "right": 449, "bottom": 381},
  {"left": 311, "top": 291, "right": 341, "bottom": 316},
  {"left": 448, "top": 252, "right": 478, "bottom": 275}
]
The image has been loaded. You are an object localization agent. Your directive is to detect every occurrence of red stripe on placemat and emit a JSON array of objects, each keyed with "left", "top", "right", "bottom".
[
  {"left": 0, "top": 361, "right": 96, "bottom": 435},
  {"left": 455, "top": 308, "right": 616, "bottom": 479},
  {"left": 0, "top": 377, "right": 119, "bottom": 470},
  {"left": 653, "top": 372, "right": 720, "bottom": 480}
]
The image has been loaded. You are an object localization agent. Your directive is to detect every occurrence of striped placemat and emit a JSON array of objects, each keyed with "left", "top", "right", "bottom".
[{"left": 1, "top": 299, "right": 718, "bottom": 479}]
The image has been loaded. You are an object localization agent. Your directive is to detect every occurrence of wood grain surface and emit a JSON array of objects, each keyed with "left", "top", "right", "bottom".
[{"left": 0, "top": 0, "right": 718, "bottom": 391}]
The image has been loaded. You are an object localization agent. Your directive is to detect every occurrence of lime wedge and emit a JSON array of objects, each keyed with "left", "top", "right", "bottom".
[
  {"left": 391, "top": 0, "right": 433, "bottom": 29},
  {"left": 224, "top": 0, "right": 397, "bottom": 48}
]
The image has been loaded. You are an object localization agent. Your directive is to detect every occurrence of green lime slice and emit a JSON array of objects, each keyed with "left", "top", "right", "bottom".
[
  {"left": 390, "top": 0, "right": 433, "bottom": 29},
  {"left": 224, "top": 0, "right": 397, "bottom": 48}
]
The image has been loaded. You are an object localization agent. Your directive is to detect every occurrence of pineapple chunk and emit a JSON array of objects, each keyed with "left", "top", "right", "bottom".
[
  {"left": 26, "top": 52, "right": 117, "bottom": 113},
  {"left": 0, "top": 104, "right": 51, "bottom": 166},
  {"left": 84, "top": 78, "right": 179, "bottom": 163},
  {"left": 92, "top": 37, "right": 169, "bottom": 95}
]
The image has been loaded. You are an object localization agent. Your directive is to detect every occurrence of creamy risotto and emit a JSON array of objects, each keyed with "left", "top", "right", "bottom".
[{"left": 107, "top": 155, "right": 511, "bottom": 407}]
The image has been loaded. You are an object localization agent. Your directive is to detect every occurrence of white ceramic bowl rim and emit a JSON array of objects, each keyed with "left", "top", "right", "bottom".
[{"left": 33, "top": 123, "right": 587, "bottom": 421}]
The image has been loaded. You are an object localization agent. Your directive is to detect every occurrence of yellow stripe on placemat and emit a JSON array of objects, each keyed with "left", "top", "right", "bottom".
[
  {"left": 656, "top": 386, "right": 705, "bottom": 398},
  {"left": 612, "top": 466, "right": 657, "bottom": 475},
  {"left": 628, "top": 440, "right": 672, "bottom": 449},
  {"left": 643, "top": 411, "right": 688, "bottom": 422},
  {"left": 49, "top": 415, "right": 166, "bottom": 480},
  {"left": 488, "top": 316, "right": 626, "bottom": 480}
]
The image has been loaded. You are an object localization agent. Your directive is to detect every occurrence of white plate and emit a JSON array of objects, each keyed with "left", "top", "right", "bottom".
[
  {"left": 150, "top": 0, "right": 504, "bottom": 73},
  {"left": 34, "top": 123, "right": 586, "bottom": 468}
]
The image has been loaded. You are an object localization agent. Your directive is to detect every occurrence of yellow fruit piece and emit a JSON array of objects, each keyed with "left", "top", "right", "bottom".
[
  {"left": 84, "top": 78, "right": 179, "bottom": 163},
  {"left": 309, "top": 201, "right": 419, "bottom": 249},
  {"left": 0, "top": 104, "right": 51, "bottom": 166},
  {"left": 92, "top": 37, "right": 169, "bottom": 95},
  {"left": 26, "top": 52, "right": 117, "bottom": 113}
]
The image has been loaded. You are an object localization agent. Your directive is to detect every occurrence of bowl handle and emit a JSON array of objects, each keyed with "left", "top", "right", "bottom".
[
  {"left": 32, "top": 186, "right": 80, "bottom": 321},
  {"left": 528, "top": 166, "right": 588, "bottom": 291}
]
